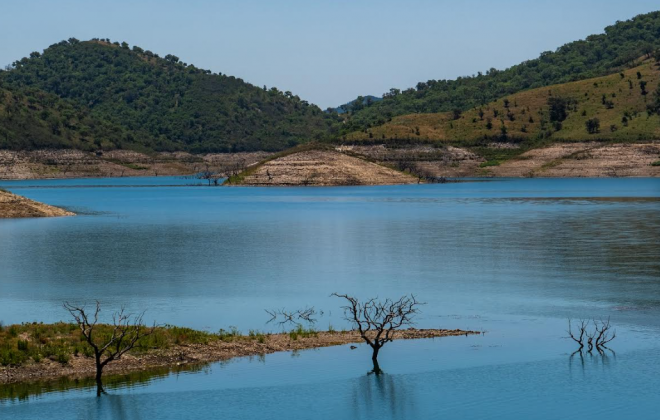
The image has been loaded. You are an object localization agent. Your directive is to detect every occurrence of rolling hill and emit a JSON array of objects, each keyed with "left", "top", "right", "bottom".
[
  {"left": 346, "top": 60, "right": 660, "bottom": 148},
  {"left": 0, "top": 39, "right": 340, "bottom": 153},
  {"left": 341, "top": 11, "right": 660, "bottom": 134}
]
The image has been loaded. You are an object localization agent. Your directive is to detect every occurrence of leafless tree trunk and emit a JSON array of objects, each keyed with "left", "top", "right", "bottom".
[
  {"left": 332, "top": 293, "right": 423, "bottom": 374},
  {"left": 64, "top": 301, "right": 155, "bottom": 396}
]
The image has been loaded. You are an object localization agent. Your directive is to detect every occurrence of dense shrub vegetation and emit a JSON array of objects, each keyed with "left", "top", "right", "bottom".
[{"left": 1, "top": 39, "right": 340, "bottom": 152}]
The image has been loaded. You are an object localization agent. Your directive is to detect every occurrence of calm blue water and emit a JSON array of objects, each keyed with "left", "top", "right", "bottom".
[{"left": 1, "top": 177, "right": 659, "bottom": 419}]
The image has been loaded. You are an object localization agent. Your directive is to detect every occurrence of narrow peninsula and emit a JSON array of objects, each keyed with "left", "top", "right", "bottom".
[
  {"left": 0, "top": 324, "right": 477, "bottom": 386},
  {"left": 0, "top": 189, "right": 74, "bottom": 218}
]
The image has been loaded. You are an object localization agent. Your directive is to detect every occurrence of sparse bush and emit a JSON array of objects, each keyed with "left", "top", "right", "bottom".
[{"left": 17, "top": 340, "right": 28, "bottom": 352}]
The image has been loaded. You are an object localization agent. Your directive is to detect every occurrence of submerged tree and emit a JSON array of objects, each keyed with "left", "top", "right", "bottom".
[
  {"left": 64, "top": 301, "right": 154, "bottom": 396},
  {"left": 567, "top": 318, "right": 616, "bottom": 356},
  {"left": 332, "top": 293, "right": 423, "bottom": 374},
  {"left": 196, "top": 169, "right": 222, "bottom": 186}
]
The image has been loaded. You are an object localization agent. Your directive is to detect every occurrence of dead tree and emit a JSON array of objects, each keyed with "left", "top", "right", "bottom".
[
  {"left": 332, "top": 293, "right": 423, "bottom": 374},
  {"left": 64, "top": 301, "right": 154, "bottom": 396},
  {"left": 594, "top": 318, "right": 616, "bottom": 353},
  {"left": 196, "top": 170, "right": 220, "bottom": 186},
  {"left": 567, "top": 319, "right": 587, "bottom": 353},
  {"left": 567, "top": 318, "right": 616, "bottom": 355}
]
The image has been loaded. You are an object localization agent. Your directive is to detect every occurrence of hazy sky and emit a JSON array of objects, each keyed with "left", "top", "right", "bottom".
[{"left": 2, "top": 0, "right": 658, "bottom": 108}]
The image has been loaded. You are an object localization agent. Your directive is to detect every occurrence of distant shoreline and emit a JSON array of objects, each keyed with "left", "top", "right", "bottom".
[{"left": 1, "top": 143, "right": 659, "bottom": 182}]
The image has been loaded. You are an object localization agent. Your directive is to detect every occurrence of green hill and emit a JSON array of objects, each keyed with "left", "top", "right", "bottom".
[
  {"left": 0, "top": 83, "right": 138, "bottom": 151},
  {"left": 0, "top": 39, "right": 340, "bottom": 153},
  {"left": 346, "top": 60, "right": 660, "bottom": 148},
  {"left": 341, "top": 11, "right": 660, "bottom": 135}
]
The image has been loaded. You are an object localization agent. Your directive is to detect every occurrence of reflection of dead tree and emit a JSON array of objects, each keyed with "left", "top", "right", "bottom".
[
  {"left": 265, "top": 307, "right": 318, "bottom": 326},
  {"left": 567, "top": 318, "right": 616, "bottom": 355},
  {"left": 332, "top": 293, "right": 423, "bottom": 374},
  {"left": 64, "top": 301, "right": 155, "bottom": 396}
]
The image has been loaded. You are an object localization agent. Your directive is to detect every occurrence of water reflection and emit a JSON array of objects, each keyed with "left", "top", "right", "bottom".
[
  {"left": 0, "top": 364, "right": 206, "bottom": 403},
  {"left": 351, "top": 373, "right": 416, "bottom": 419},
  {"left": 94, "top": 394, "right": 143, "bottom": 420},
  {"left": 568, "top": 349, "right": 616, "bottom": 377}
]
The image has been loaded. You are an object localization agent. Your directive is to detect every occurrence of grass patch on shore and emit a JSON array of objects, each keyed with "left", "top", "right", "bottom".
[
  {"left": 0, "top": 322, "right": 245, "bottom": 367},
  {"left": 0, "top": 322, "right": 334, "bottom": 368}
]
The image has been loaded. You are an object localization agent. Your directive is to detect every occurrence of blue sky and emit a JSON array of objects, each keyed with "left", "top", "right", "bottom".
[{"left": 2, "top": 0, "right": 658, "bottom": 108}]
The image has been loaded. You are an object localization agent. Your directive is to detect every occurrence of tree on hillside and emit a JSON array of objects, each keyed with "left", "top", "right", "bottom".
[
  {"left": 585, "top": 118, "right": 600, "bottom": 134},
  {"left": 548, "top": 97, "right": 570, "bottom": 122},
  {"left": 647, "top": 84, "right": 660, "bottom": 115},
  {"left": 64, "top": 302, "right": 154, "bottom": 396},
  {"left": 332, "top": 293, "right": 423, "bottom": 374}
]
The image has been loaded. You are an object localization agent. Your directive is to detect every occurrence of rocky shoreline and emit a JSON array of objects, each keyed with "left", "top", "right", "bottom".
[{"left": 1, "top": 142, "right": 658, "bottom": 182}]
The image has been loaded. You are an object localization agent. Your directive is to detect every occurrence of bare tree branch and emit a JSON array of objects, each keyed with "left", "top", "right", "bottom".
[
  {"left": 64, "top": 301, "right": 155, "bottom": 396},
  {"left": 332, "top": 293, "right": 424, "bottom": 374}
]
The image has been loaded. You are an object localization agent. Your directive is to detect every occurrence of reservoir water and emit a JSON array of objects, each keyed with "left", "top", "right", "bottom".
[{"left": 0, "top": 177, "right": 659, "bottom": 419}]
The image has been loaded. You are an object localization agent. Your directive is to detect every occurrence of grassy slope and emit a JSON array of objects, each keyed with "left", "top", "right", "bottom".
[
  {"left": 346, "top": 61, "right": 660, "bottom": 149},
  {"left": 0, "top": 323, "right": 220, "bottom": 366}
]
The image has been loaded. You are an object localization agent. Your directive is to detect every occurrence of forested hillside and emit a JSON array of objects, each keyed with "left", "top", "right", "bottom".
[
  {"left": 341, "top": 12, "right": 660, "bottom": 134},
  {"left": 0, "top": 39, "right": 340, "bottom": 152},
  {"left": 0, "top": 84, "right": 138, "bottom": 150}
]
